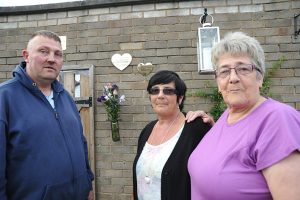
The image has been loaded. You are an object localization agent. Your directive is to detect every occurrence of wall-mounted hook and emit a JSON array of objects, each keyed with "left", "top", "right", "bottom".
[
  {"left": 294, "top": 14, "right": 300, "bottom": 39},
  {"left": 199, "top": 8, "right": 214, "bottom": 27}
]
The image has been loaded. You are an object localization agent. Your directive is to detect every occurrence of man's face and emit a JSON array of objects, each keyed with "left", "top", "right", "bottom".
[{"left": 22, "top": 35, "right": 63, "bottom": 86}]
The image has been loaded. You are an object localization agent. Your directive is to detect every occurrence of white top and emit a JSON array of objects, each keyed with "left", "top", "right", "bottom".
[
  {"left": 136, "top": 124, "right": 184, "bottom": 200},
  {"left": 44, "top": 90, "right": 54, "bottom": 109}
]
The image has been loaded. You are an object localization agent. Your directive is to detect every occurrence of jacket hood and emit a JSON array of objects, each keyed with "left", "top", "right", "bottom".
[{"left": 13, "top": 61, "right": 64, "bottom": 93}]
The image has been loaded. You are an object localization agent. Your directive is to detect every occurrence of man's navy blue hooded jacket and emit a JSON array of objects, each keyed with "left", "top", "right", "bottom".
[{"left": 0, "top": 62, "right": 94, "bottom": 200}]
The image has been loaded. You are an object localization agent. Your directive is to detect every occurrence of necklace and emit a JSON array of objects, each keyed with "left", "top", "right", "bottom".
[
  {"left": 151, "top": 111, "right": 180, "bottom": 145},
  {"left": 144, "top": 111, "right": 181, "bottom": 184}
]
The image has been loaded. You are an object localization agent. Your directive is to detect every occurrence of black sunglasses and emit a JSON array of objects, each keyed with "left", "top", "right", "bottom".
[{"left": 149, "top": 88, "right": 177, "bottom": 95}]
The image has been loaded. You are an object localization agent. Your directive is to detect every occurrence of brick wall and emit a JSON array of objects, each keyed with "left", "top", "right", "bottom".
[{"left": 0, "top": 0, "right": 299, "bottom": 199}]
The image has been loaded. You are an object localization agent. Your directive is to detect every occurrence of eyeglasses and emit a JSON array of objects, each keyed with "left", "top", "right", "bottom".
[
  {"left": 149, "top": 88, "right": 177, "bottom": 95},
  {"left": 215, "top": 64, "right": 262, "bottom": 78}
]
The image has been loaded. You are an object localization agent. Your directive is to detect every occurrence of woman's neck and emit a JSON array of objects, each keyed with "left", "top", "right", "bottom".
[
  {"left": 148, "top": 111, "right": 184, "bottom": 145},
  {"left": 157, "top": 111, "right": 180, "bottom": 125},
  {"left": 227, "top": 96, "right": 266, "bottom": 124}
]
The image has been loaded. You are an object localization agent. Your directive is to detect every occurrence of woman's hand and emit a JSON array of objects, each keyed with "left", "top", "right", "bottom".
[{"left": 186, "top": 110, "right": 215, "bottom": 126}]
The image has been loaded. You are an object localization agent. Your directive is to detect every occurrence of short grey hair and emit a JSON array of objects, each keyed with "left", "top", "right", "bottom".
[
  {"left": 29, "top": 30, "right": 61, "bottom": 44},
  {"left": 211, "top": 32, "right": 265, "bottom": 76}
]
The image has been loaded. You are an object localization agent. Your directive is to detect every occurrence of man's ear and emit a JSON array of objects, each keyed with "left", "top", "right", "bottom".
[{"left": 22, "top": 49, "right": 29, "bottom": 62}]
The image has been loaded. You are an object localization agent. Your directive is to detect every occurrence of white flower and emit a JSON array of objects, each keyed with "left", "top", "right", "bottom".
[
  {"left": 119, "top": 95, "right": 125, "bottom": 103},
  {"left": 113, "top": 90, "right": 118, "bottom": 95}
]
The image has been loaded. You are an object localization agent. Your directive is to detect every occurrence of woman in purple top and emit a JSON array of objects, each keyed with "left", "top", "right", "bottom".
[{"left": 188, "top": 32, "right": 300, "bottom": 200}]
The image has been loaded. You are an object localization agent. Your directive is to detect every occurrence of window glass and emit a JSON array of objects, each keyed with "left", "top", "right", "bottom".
[{"left": 0, "top": 0, "right": 82, "bottom": 7}]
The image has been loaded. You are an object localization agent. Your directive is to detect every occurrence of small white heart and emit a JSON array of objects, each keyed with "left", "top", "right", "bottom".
[{"left": 111, "top": 53, "right": 132, "bottom": 71}]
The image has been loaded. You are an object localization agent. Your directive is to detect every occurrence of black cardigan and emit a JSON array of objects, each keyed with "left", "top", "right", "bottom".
[{"left": 133, "top": 116, "right": 211, "bottom": 200}]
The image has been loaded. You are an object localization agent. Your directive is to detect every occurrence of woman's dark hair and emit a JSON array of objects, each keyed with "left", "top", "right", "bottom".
[{"left": 147, "top": 70, "right": 186, "bottom": 111}]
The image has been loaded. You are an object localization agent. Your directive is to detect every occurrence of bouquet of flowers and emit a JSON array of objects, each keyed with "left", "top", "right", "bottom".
[
  {"left": 97, "top": 83, "right": 125, "bottom": 142},
  {"left": 97, "top": 83, "right": 125, "bottom": 123}
]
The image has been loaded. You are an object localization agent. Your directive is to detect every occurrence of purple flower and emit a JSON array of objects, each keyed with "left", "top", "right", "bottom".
[
  {"left": 97, "top": 95, "right": 106, "bottom": 103},
  {"left": 112, "top": 84, "right": 119, "bottom": 91}
]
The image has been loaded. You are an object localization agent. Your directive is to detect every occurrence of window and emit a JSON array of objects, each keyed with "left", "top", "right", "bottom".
[{"left": 0, "top": 0, "right": 83, "bottom": 7}]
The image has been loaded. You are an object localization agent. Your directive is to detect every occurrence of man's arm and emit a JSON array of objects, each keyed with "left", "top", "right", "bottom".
[
  {"left": 81, "top": 134, "right": 94, "bottom": 200},
  {"left": 82, "top": 135, "right": 94, "bottom": 181},
  {"left": 0, "top": 120, "right": 7, "bottom": 200}
]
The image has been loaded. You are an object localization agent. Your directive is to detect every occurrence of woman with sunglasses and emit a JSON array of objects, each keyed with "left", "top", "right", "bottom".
[
  {"left": 132, "top": 70, "right": 211, "bottom": 200},
  {"left": 188, "top": 32, "right": 300, "bottom": 200}
]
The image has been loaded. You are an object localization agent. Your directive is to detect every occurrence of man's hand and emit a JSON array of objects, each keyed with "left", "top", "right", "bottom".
[
  {"left": 87, "top": 190, "right": 94, "bottom": 200},
  {"left": 186, "top": 110, "right": 215, "bottom": 126}
]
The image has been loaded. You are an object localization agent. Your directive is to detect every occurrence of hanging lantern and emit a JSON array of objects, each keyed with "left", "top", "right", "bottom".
[{"left": 197, "top": 9, "right": 220, "bottom": 73}]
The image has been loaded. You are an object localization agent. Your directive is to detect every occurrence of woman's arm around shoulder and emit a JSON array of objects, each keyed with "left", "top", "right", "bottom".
[{"left": 185, "top": 110, "right": 215, "bottom": 126}]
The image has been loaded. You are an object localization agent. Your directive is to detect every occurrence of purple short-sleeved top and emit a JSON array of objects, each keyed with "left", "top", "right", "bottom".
[{"left": 188, "top": 98, "right": 300, "bottom": 200}]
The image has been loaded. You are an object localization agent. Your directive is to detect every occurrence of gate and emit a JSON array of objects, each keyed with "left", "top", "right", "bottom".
[{"left": 60, "top": 65, "right": 96, "bottom": 197}]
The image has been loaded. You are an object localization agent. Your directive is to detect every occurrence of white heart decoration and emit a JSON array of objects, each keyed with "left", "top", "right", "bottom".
[{"left": 111, "top": 53, "right": 132, "bottom": 71}]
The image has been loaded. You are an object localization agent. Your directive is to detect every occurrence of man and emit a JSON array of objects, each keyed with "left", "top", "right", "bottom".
[{"left": 0, "top": 30, "right": 94, "bottom": 200}]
